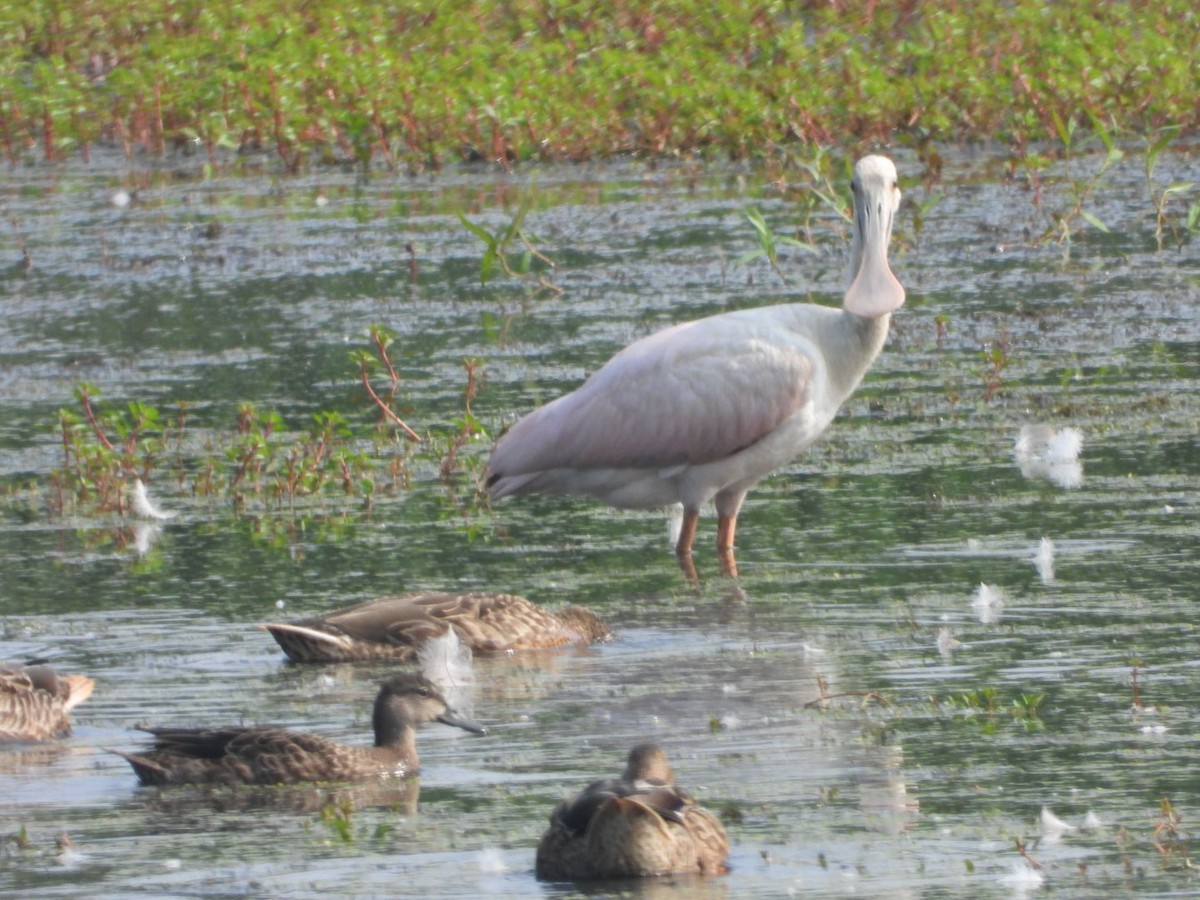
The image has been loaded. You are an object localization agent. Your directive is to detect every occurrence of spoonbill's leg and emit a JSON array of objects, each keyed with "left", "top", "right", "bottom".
[
  {"left": 716, "top": 511, "right": 738, "bottom": 551},
  {"left": 717, "top": 512, "right": 739, "bottom": 578},
  {"left": 674, "top": 508, "right": 700, "bottom": 556},
  {"left": 675, "top": 508, "right": 701, "bottom": 582},
  {"left": 677, "top": 553, "right": 700, "bottom": 584}
]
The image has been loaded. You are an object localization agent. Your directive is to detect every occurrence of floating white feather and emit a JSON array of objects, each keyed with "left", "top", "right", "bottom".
[
  {"left": 970, "top": 583, "right": 1005, "bottom": 625},
  {"left": 476, "top": 847, "right": 508, "bottom": 874},
  {"left": 998, "top": 861, "right": 1045, "bottom": 889},
  {"left": 131, "top": 479, "right": 177, "bottom": 520},
  {"left": 418, "top": 629, "right": 475, "bottom": 716},
  {"left": 1015, "top": 424, "right": 1083, "bottom": 488},
  {"left": 1040, "top": 805, "right": 1075, "bottom": 843},
  {"left": 937, "top": 627, "right": 962, "bottom": 659}
]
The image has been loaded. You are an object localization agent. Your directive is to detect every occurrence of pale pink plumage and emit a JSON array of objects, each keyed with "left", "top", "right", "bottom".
[{"left": 486, "top": 156, "right": 905, "bottom": 576}]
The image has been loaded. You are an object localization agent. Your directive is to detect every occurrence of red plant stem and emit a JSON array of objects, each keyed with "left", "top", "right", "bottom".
[
  {"left": 1015, "top": 839, "right": 1043, "bottom": 870},
  {"left": 42, "top": 103, "right": 57, "bottom": 162},
  {"left": 360, "top": 362, "right": 420, "bottom": 442},
  {"left": 79, "top": 392, "right": 115, "bottom": 451},
  {"left": 372, "top": 331, "right": 399, "bottom": 386},
  {"left": 462, "top": 359, "right": 478, "bottom": 414}
]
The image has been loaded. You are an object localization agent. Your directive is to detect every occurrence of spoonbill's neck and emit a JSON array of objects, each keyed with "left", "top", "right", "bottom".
[{"left": 825, "top": 308, "right": 891, "bottom": 401}]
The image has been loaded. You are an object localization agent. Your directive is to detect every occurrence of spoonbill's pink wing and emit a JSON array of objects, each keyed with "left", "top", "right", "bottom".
[{"left": 487, "top": 310, "right": 814, "bottom": 484}]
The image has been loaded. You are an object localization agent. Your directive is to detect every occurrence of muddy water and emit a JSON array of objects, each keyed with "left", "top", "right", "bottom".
[{"left": 1, "top": 146, "right": 1198, "bottom": 897}]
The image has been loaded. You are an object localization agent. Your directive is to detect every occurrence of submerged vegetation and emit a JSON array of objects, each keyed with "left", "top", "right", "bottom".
[
  {"left": 41, "top": 326, "right": 489, "bottom": 522},
  {"left": 1, "top": 1, "right": 1198, "bottom": 168}
]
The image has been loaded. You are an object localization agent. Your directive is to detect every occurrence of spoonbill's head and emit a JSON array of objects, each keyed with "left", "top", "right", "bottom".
[{"left": 844, "top": 155, "right": 905, "bottom": 319}]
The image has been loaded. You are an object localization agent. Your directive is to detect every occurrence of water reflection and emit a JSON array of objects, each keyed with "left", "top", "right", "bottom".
[
  {"left": 1032, "top": 537, "right": 1055, "bottom": 583},
  {"left": 936, "top": 627, "right": 963, "bottom": 660},
  {"left": 855, "top": 742, "right": 918, "bottom": 836},
  {"left": 0, "top": 742, "right": 67, "bottom": 772},
  {"left": 2, "top": 150, "right": 1200, "bottom": 897},
  {"left": 130, "top": 777, "right": 421, "bottom": 817},
  {"left": 130, "top": 521, "right": 163, "bottom": 557}
]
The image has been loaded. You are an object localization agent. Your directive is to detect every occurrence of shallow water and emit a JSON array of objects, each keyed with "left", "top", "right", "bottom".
[{"left": 1, "top": 145, "right": 1198, "bottom": 898}]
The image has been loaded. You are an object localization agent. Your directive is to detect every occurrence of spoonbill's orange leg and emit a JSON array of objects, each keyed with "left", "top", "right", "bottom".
[{"left": 717, "top": 513, "right": 739, "bottom": 578}]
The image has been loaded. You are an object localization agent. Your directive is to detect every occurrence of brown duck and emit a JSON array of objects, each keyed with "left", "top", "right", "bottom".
[
  {"left": 536, "top": 743, "right": 730, "bottom": 880},
  {"left": 0, "top": 662, "right": 95, "bottom": 741},
  {"left": 261, "top": 591, "right": 611, "bottom": 664},
  {"left": 115, "top": 673, "right": 485, "bottom": 786}
]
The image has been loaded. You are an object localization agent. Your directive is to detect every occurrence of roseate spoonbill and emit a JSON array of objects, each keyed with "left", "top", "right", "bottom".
[{"left": 485, "top": 155, "right": 905, "bottom": 577}]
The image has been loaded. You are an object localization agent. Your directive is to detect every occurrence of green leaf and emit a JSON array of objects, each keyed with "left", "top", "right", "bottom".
[
  {"left": 1145, "top": 126, "right": 1180, "bottom": 179},
  {"left": 743, "top": 206, "right": 776, "bottom": 261},
  {"left": 1079, "top": 211, "right": 1110, "bottom": 233},
  {"left": 1084, "top": 108, "right": 1113, "bottom": 154},
  {"left": 504, "top": 195, "right": 533, "bottom": 243},
  {"left": 479, "top": 245, "right": 496, "bottom": 283},
  {"left": 456, "top": 212, "right": 495, "bottom": 249},
  {"left": 1050, "top": 109, "right": 1073, "bottom": 150},
  {"left": 778, "top": 236, "right": 816, "bottom": 253}
]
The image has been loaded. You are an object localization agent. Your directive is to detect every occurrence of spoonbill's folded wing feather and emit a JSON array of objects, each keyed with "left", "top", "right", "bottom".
[{"left": 488, "top": 312, "right": 813, "bottom": 485}]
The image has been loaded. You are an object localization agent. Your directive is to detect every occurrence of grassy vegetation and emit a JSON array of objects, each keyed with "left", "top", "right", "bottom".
[
  {"left": 1, "top": 1, "right": 1197, "bottom": 168},
  {"left": 35, "top": 326, "right": 489, "bottom": 527}
]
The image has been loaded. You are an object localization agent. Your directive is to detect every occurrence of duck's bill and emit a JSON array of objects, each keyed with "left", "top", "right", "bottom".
[{"left": 438, "top": 710, "right": 488, "bottom": 735}]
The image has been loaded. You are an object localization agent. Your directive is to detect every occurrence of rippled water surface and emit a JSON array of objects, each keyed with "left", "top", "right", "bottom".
[{"left": 1, "top": 146, "right": 1198, "bottom": 898}]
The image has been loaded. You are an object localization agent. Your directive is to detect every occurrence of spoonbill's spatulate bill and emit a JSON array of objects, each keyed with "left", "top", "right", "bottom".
[{"left": 485, "top": 155, "right": 905, "bottom": 577}]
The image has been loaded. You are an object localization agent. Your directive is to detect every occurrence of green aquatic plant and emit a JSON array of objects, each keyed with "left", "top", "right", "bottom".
[
  {"left": 934, "top": 313, "right": 951, "bottom": 350},
  {"left": 1013, "top": 836, "right": 1043, "bottom": 873},
  {"left": 981, "top": 328, "right": 1011, "bottom": 402},
  {"left": 41, "top": 328, "right": 492, "bottom": 523},
  {"left": 951, "top": 686, "right": 998, "bottom": 714},
  {"left": 1127, "top": 657, "right": 1145, "bottom": 712},
  {"left": 803, "top": 675, "right": 892, "bottom": 711},
  {"left": 320, "top": 797, "right": 356, "bottom": 844},
  {"left": 352, "top": 325, "right": 422, "bottom": 442},
  {"left": 1152, "top": 796, "right": 1193, "bottom": 873},
  {"left": 1010, "top": 692, "right": 1044, "bottom": 722},
  {"left": 458, "top": 196, "right": 560, "bottom": 294},
  {"left": 1145, "top": 128, "right": 1198, "bottom": 252},
  {"left": 933, "top": 685, "right": 1044, "bottom": 731},
  {"left": 1017, "top": 113, "right": 1123, "bottom": 254},
  {"left": 906, "top": 186, "right": 944, "bottom": 250},
  {"left": 740, "top": 205, "right": 815, "bottom": 285},
  {"left": 50, "top": 383, "right": 167, "bottom": 515},
  {"left": 2, "top": 1, "right": 1199, "bottom": 166},
  {"left": 435, "top": 358, "right": 488, "bottom": 484}
]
